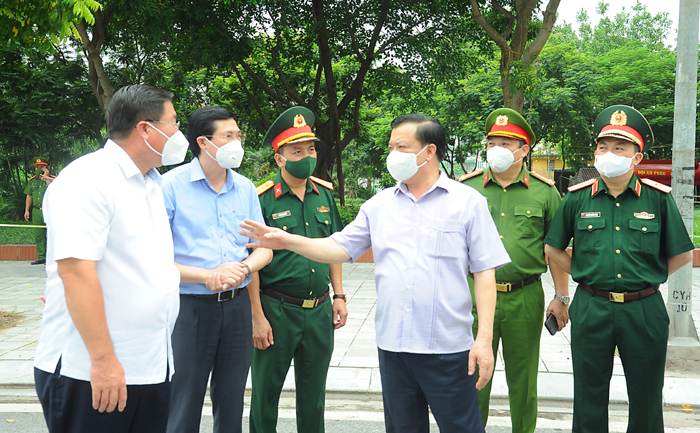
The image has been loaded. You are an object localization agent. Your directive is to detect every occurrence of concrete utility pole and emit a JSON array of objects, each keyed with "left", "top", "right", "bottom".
[{"left": 668, "top": 0, "right": 700, "bottom": 371}]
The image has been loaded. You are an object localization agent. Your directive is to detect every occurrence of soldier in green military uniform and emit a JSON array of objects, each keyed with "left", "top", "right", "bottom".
[
  {"left": 460, "top": 108, "right": 570, "bottom": 433},
  {"left": 544, "top": 105, "right": 694, "bottom": 433},
  {"left": 24, "top": 158, "right": 55, "bottom": 265},
  {"left": 250, "top": 106, "right": 347, "bottom": 433}
]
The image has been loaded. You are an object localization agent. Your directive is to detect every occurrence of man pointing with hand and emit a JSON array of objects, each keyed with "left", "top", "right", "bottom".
[{"left": 241, "top": 114, "right": 510, "bottom": 433}]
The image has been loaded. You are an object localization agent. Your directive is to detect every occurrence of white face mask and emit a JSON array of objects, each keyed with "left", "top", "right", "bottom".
[
  {"left": 594, "top": 152, "right": 637, "bottom": 178},
  {"left": 386, "top": 145, "right": 429, "bottom": 182},
  {"left": 204, "top": 138, "right": 245, "bottom": 169},
  {"left": 144, "top": 122, "right": 189, "bottom": 166},
  {"left": 486, "top": 145, "right": 522, "bottom": 173}
]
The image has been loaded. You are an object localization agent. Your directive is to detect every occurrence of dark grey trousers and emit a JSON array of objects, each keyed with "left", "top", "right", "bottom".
[{"left": 166, "top": 290, "right": 252, "bottom": 433}]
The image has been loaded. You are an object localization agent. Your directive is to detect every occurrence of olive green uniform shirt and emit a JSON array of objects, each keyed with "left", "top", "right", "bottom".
[
  {"left": 24, "top": 177, "right": 48, "bottom": 208},
  {"left": 462, "top": 168, "right": 562, "bottom": 283},
  {"left": 544, "top": 175, "right": 694, "bottom": 290},
  {"left": 258, "top": 173, "right": 343, "bottom": 298}
]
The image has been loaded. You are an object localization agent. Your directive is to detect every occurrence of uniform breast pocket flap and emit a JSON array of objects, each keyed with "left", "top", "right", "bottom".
[
  {"left": 514, "top": 206, "right": 543, "bottom": 219},
  {"left": 576, "top": 218, "right": 605, "bottom": 232},
  {"left": 628, "top": 219, "right": 659, "bottom": 234},
  {"left": 271, "top": 216, "right": 297, "bottom": 232},
  {"left": 315, "top": 212, "right": 332, "bottom": 235}
]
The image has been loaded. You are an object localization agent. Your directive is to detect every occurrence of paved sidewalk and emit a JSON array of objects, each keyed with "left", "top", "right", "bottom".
[{"left": 1, "top": 261, "right": 699, "bottom": 407}]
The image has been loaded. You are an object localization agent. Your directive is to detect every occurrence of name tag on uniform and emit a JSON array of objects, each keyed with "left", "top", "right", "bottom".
[
  {"left": 634, "top": 212, "right": 655, "bottom": 219},
  {"left": 317, "top": 206, "right": 330, "bottom": 213},
  {"left": 580, "top": 212, "right": 601, "bottom": 218},
  {"left": 272, "top": 210, "right": 291, "bottom": 220}
]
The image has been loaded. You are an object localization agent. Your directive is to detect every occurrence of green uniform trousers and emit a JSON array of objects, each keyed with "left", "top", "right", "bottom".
[
  {"left": 32, "top": 208, "right": 46, "bottom": 260},
  {"left": 570, "top": 287, "right": 668, "bottom": 433},
  {"left": 249, "top": 294, "right": 334, "bottom": 433},
  {"left": 470, "top": 279, "right": 544, "bottom": 433}
]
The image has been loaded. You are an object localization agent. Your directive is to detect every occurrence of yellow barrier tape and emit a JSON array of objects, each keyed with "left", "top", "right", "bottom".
[{"left": 0, "top": 224, "right": 46, "bottom": 228}]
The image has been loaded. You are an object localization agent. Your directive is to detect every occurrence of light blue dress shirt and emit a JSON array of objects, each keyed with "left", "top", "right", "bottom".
[
  {"left": 331, "top": 171, "right": 511, "bottom": 354},
  {"left": 161, "top": 157, "right": 265, "bottom": 295}
]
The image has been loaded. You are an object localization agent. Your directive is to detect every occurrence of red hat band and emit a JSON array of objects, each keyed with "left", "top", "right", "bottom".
[
  {"left": 34, "top": 160, "right": 48, "bottom": 166},
  {"left": 488, "top": 123, "right": 530, "bottom": 145},
  {"left": 271, "top": 125, "right": 315, "bottom": 152},
  {"left": 598, "top": 124, "right": 643, "bottom": 150}
]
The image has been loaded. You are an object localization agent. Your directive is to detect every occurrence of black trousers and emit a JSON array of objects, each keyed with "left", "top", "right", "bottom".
[{"left": 35, "top": 361, "right": 170, "bottom": 433}]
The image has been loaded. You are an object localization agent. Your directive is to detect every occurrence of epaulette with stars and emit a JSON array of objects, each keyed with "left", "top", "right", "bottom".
[
  {"left": 458, "top": 170, "right": 483, "bottom": 182},
  {"left": 309, "top": 176, "right": 333, "bottom": 190},
  {"left": 530, "top": 171, "right": 556, "bottom": 186},
  {"left": 256, "top": 180, "right": 275, "bottom": 196},
  {"left": 568, "top": 178, "right": 597, "bottom": 193},
  {"left": 640, "top": 178, "right": 672, "bottom": 193}
]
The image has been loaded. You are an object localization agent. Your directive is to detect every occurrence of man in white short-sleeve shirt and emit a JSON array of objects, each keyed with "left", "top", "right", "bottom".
[{"left": 34, "top": 85, "right": 189, "bottom": 433}]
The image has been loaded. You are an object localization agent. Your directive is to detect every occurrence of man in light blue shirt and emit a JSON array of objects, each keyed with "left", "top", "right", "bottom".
[
  {"left": 161, "top": 106, "right": 272, "bottom": 433},
  {"left": 241, "top": 114, "right": 510, "bottom": 432}
]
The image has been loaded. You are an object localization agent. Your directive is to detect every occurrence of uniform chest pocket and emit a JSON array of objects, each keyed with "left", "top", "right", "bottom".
[
  {"left": 270, "top": 216, "right": 298, "bottom": 234},
  {"left": 315, "top": 212, "right": 332, "bottom": 237},
  {"left": 575, "top": 217, "right": 605, "bottom": 252},
  {"left": 628, "top": 219, "right": 660, "bottom": 254},
  {"left": 514, "top": 206, "right": 543, "bottom": 238},
  {"left": 426, "top": 219, "right": 465, "bottom": 259}
]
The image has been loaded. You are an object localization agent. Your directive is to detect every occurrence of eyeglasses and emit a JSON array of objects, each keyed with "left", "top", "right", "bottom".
[
  {"left": 205, "top": 133, "right": 242, "bottom": 141},
  {"left": 147, "top": 120, "right": 180, "bottom": 128}
]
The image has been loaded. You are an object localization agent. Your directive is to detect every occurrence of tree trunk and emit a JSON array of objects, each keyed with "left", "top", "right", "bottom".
[{"left": 75, "top": 9, "right": 116, "bottom": 113}]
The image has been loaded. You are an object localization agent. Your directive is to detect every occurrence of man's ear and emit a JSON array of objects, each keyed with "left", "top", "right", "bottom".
[{"left": 197, "top": 136, "right": 208, "bottom": 151}]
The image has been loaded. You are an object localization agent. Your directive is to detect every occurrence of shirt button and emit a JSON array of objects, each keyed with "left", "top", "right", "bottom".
[
  {"left": 615, "top": 226, "right": 620, "bottom": 231},
  {"left": 219, "top": 234, "right": 223, "bottom": 238},
  {"left": 416, "top": 204, "right": 420, "bottom": 208},
  {"left": 617, "top": 274, "right": 622, "bottom": 279},
  {"left": 305, "top": 222, "right": 309, "bottom": 226},
  {"left": 499, "top": 235, "right": 504, "bottom": 239},
  {"left": 503, "top": 188, "right": 507, "bottom": 192},
  {"left": 616, "top": 203, "right": 620, "bottom": 207},
  {"left": 501, "top": 213, "right": 505, "bottom": 217},
  {"left": 325, "top": 220, "right": 329, "bottom": 224},
  {"left": 283, "top": 226, "right": 287, "bottom": 230},
  {"left": 616, "top": 249, "right": 621, "bottom": 254},
  {"left": 526, "top": 210, "right": 531, "bottom": 215},
  {"left": 311, "top": 269, "right": 315, "bottom": 273},
  {"left": 588, "top": 224, "right": 593, "bottom": 229},
  {"left": 642, "top": 227, "right": 647, "bottom": 232}
]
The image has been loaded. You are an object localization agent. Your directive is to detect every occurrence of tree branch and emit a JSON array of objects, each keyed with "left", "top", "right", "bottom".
[
  {"left": 310, "top": 63, "right": 323, "bottom": 108},
  {"left": 522, "top": 0, "right": 561, "bottom": 63},
  {"left": 340, "top": 91, "right": 363, "bottom": 151},
  {"left": 238, "top": 59, "right": 290, "bottom": 105},
  {"left": 233, "top": 64, "right": 270, "bottom": 131},
  {"left": 270, "top": 28, "right": 307, "bottom": 106},
  {"left": 347, "top": 20, "right": 364, "bottom": 63},
  {"left": 469, "top": 0, "right": 509, "bottom": 50},
  {"left": 491, "top": 0, "right": 516, "bottom": 40}
]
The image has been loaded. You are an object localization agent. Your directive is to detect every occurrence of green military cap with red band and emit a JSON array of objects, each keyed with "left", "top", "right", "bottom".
[
  {"left": 594, "top": 105, "right": 654, "bottom": 153},
  {"left": 484, "top": 108, "right": 536, "bottom": 145},
  {"left": 34, "top": 158, "right": 48, "bottom": 166},
  {"left": 263, "top": 106, "right": 320, "bottom": 152}
]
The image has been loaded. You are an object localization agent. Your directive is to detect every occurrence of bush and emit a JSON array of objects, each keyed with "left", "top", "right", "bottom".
[{"left": 335, "top": 198, "right": 366, "bottom": 226}]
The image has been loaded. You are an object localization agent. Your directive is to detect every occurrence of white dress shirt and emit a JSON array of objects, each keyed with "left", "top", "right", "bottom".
[
  {"left": 331, "top": 171, "right": 510, "bottom": 354},
  {"left": 34, "top": 140, "right": 180, "bottom": 384}
]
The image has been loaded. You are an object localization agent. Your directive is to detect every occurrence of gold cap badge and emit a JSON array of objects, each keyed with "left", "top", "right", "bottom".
[
  {"left": 610, "top": 110, "right": 627, "bottom": 126},
  {"left": 495, "top": 115, "right": 509, "bottom": 126},
  {"left": 294, "top": 114, "right": 307, "bottom": 128}
]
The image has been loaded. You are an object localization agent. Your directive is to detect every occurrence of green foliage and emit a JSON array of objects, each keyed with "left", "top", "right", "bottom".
[
  {"left": 335, "top": 198, "right": 366, "bottom": 226},
  {"left": 0, "top": 221, "right": 34, "bottom": 244}
]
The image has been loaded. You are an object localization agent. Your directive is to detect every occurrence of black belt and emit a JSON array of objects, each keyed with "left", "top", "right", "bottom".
[
  {"left": 185, "top": 287, "right": 245, "bottom": 302},
  {"left": 261, "top": 287, "right": 329, "bottom": 308},
  {"left": 496, "top": 274, "right": 541, "bottom": 292},
  {"left": 580, "top": 284, "right": 660, "bottom": 303}
]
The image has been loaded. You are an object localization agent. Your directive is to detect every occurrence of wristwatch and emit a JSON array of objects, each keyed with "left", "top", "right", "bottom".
[
  {"left": 333, "top": 294, "right": 347, "bottom": 302},
  {"left": 554, "top": 294, "right": 570, "bottom": 306}
]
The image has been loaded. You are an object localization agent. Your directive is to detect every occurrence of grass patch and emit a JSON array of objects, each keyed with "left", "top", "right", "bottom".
[
  {"left": 695, "top": 207, "right": 700, "bottom": 248},
  {"left": 0, "top": 221, "right": 35, "bottom": 245}
]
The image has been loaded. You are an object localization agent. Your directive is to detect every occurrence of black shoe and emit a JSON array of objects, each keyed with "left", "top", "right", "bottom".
[{"left": 31, "top": 259, "right": 46, "bottom": 265}]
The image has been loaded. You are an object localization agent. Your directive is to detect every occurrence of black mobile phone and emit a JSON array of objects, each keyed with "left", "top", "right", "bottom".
[{"left": 545, "top": 313, "right": 558, "bottom": 336}]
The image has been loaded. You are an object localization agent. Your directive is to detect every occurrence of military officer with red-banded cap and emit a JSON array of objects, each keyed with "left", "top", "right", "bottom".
[
  {"left": 545, "top": 105, "right": 694, "bottom": 432},
  {"left": 250, "top": 106, "right": 346, "bottom": 433}
]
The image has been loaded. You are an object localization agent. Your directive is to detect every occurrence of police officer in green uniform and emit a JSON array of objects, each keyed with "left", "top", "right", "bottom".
[
  {"left": 544, "top": 105, "right": 694, "bottom": 433},
  {"left": 24, "top": 158, "right": 55, "bottom": 265},
  {"left": 460, "top": 109, "right": 570, "bottom": 433},
  {"left": 250, "top": 106, "right": 347, "bottom": 433}
]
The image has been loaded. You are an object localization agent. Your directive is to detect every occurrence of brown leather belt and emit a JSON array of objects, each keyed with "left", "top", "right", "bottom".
[
  {"left": 496, "top": 274, "right": 541, "bottom": 292},
  {"left": 580, "top": 284, "right": 660, "bottom": 303},
  {"left": 261, "top": 287, "right": 330, "bottom": 308}
]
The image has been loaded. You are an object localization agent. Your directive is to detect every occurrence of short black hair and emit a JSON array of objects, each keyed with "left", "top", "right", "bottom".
[
  {"left": 106, "top": 85, "right": 174, "bottom": 140},
  {"left": 186, "top": 106, "right": 237, "bottom": 157},
  {"left": 390, "top": 114, "right": 446, "bottom": 161}
]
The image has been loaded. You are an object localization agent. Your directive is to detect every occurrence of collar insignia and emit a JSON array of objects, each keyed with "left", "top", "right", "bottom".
[{"left": 610, "top": 110, "right": 628, "bottom": 126}]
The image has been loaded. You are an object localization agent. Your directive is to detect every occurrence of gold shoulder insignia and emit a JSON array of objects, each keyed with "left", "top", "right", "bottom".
[
  {"left": 256, "top": 180, "right": 275, "bottom": 196},
  {"left": 309, "top": 176, "right": 333, "bottom": 190},
  {"left": 568, "top": 178, "right": 597, "bottom": 192},
  {"left": 458, "top": 170, "right": 483, "bottom": 182},
  {"left": 28, "top": 175, "right": 37, "bottom": 181},
  {"left": 640, "top": 178, "right": 672, "bottom": 193},
  {"left": 530, "top": 171, "right": 556, "bottom": 186}
]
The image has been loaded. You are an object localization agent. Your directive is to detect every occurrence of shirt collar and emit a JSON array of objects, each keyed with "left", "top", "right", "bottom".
[
  {"left": 484, "top": 166, "right": 529, "bottom": 188},
  {"left": 395, "top": 170, "right": 452, "bottom": 197},
  {"left": 594, "top": 174, "right": 642, "bottom": 198},
  {"left": 190, "top": 157, "right": 235, "bottom": 193},
  {"left": 105, "top": 140, "right": 161, "bottom": 183},
  {"left": 275, "top": 172, "right": 317, "bottom": 197}
]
